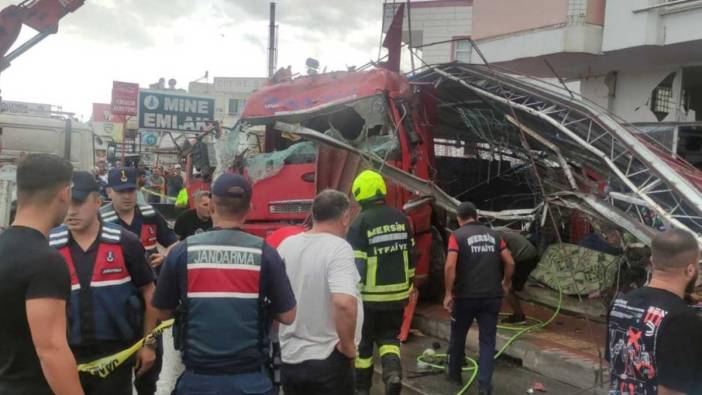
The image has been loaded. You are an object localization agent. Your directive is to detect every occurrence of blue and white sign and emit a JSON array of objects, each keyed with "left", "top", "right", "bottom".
[
  {"left": 138, "top": 89, "right": 215, "bottom": 132},
  {"left": 142, "top": 132, "right": 158, "bottom": 146}
]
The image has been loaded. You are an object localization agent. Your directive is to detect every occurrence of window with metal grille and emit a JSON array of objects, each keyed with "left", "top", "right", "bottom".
[
  {"left": 568, "top": 0, "right": 587, "bottom": 23},
  {"left": 228, "top": 98, "right": 244, "bottom": 115},
  {"left": 454, "top": 40, "right": 472, "bottom": 63},
  {"left": 650, "top": 72, "right": 677, "bottom": 121}
]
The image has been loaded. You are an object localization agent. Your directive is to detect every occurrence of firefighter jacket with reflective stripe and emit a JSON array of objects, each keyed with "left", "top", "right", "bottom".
[
  {"left": 100, "top": 203, "right": 159, "bottom": 252},
  {"left": 49, "top": 223, "right": 141, "bottom": 346},
  {"left": 348, "top": 204, "right": 415, "bottom": 307},
  {"left": 181, "top": 229, "right": 266, "bottom": 373}
]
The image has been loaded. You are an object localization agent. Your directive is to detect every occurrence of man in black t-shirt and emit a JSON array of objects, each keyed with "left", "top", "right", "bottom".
[
  {"left": 173, "top": 190, "right": 212, "bottom": 239},
  {"left": 0, "top": 154, "right": 83, "bottom": 395},
  {"left": 443, "top": 202, "right": 514, "bottom": 395},
  {"left": 606, "top": 228, "right": 700, "bottom": 395},
  {"left": 656, "top": 309, "right": 702, "bottom": 395},
  {"left": 49, "top": 171, "right": 158, "bottom": 395}
]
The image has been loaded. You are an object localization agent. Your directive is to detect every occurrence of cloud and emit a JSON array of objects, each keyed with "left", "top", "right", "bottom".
[
  {"left": 221, "top": 0, "right": 381, "bottom": 39},
  {"left": 46, "top": 0, "right": 383, "bottom": 51},
  {"left": 60, "top": 0, "right": 224, "bottom": 48},
  {"left": 0, "top": 0, "right": 385, "bottom": 118}
]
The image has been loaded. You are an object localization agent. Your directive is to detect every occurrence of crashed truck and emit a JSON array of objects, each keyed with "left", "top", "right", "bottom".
[{"left": 213, "top": 62, "right": 702, "bottom": 302}]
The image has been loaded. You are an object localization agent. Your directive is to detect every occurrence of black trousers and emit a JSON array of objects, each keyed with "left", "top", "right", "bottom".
[
  {"left": 356, "top": 307, "right": 403, "bottom": 391},
  {"left": 79, "top": 358, "right": 133, "bottom": 395},
  {"left": 282, "top": 349, "right": 355, "bottom": 395},
  {"left": 134, "top": 337, "right": 163, "bottom": 395},
  {"left": 448, "top": 297, "right": 501, "bottom": 393}
]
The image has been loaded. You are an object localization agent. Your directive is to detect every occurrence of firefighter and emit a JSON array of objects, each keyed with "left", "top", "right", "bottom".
[
  {"left": 48, "top": 171, "right": 158, "bottom": 395},
  {"left": 348, "top": 170, "right": 415, "bottom": 395},
  {"left": 151, "top": 173, "right": 297, "bottom": 394},
  {"left": 100, "top": 167, "right": 177, "bottom": 395}
]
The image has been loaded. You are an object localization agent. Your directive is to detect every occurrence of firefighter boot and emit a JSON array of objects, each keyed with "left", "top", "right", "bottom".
[
  {"left": 355, "top": 357, "right": 374, "bottom": 394},
  {"left": 380, "top": 347, "right": 402, "bottom": 395}
]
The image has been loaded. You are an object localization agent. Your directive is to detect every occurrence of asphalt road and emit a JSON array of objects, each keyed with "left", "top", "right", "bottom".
[{"left": 149, "top": 329, "right": 590, "bottom": 395}]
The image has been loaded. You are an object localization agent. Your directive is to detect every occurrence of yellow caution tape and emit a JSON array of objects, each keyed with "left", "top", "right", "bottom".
[
  {"left": 77, "top": 319, "right": 174, "bottom": 378},
  {"left": 140, "top": 187, "right": 176, "bottom": 203}
]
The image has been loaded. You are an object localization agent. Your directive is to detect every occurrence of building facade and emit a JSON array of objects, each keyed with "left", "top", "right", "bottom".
[
  {"left": 382, "top": 0, "right": 473, "bottom": 65},
  {"left": 388, "top": 0, "right": 702, "bottom": 163},
  {"left": 188, "top": 76, "right": 267, "bottom": 128}
]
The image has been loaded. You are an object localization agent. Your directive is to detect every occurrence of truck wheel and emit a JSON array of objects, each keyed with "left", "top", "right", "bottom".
[{"left": 423, "top": 226, "right": 447, "bottom": 303}]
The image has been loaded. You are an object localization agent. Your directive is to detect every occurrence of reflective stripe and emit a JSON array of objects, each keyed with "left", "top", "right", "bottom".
[
  {"left": 187, "top": 245, "right": 262, "bottom": 255},
  {"left": 50, "top": 230, "right": 68, "bottom": 238},
  {"left": 71, "top": 284, "right": 81, "bottom": 291},
  {"left": 102, "top": 226, "right": 120, "bottom": 235},
  {"left": 369, "top": 232, "right": 408, "bottom": 245},
  {"left": 102, "top": 215, "right": 118, "bottom": 223},
  {"left": 187, "top": 263, "right": 261, "bottom": 271},
  {"left": 361, "top": 287, "right": 411, "bottom": 302},
  {"left": 354, "top": 250, "right": 367, "bottom": 259},
  {"left": 368, "top": 281, "right": 409, "bottom": 293},
  {"left": 355, "top": 356, "right": 374, "bottom": 369},
  {"left": 363, "top": 250, "right": 411, "bottom": 293},
  {"left": 90, "top": 277, "right": 132, "bottom": 288},
  {"left": 367, "top": 256, "right": 377, "bottom": 290},
  {"left": 49, "top": 238, "right": 68, "bottom": 246},
  {"left": 408, "top": 268, "right": 416, "bottom": 277},
  {"left": 379, "top": 344, "right": 400, "bottom": 357},
  {"left": 187, "top": 292, "right": 259, "bottom": 299}
]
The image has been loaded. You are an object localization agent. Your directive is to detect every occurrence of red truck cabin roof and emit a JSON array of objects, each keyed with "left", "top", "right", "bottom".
[{"left": 241, "top": 69, "right": 412, "bottom": 121}]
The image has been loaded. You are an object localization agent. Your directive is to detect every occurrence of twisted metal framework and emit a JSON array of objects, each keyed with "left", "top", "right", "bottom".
[{"left": 413, "top": 63, "right": 702, "bottom": 240}]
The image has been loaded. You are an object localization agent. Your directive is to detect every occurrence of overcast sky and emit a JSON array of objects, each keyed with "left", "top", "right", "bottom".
[{"left": 0, "top": 0, "right": 385, "bottom": 120}]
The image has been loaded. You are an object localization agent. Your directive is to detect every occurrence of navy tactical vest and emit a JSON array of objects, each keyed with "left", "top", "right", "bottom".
[
  {"left": 181, "top": 229, "right": 266, "bottom": 373},
  {"left": 49, "top": 223, "right": 141, "bottom": 345},
  {"left": 100, "top": 203, "right": 159, "bottom": 253}
]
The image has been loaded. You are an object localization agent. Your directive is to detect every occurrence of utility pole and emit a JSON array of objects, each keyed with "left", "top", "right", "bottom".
[{"left": 268, "top": 2, "right": 277, "bottom": 78}]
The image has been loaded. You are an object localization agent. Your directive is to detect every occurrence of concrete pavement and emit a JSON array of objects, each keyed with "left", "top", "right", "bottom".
[
  {"left": 412, "top": 288, "right": 609, "bottom": 393},
  {"left": 152, "top": 327, "right": 591, "bottom": 395}
]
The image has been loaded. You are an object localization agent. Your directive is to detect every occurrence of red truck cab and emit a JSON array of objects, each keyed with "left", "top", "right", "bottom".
[{"left": 233, "top": 68, "right": 439, "bottom": 284}]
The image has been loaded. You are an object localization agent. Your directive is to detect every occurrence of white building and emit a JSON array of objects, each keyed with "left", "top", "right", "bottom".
[
  {"left": 382, "top": 0, "right": 473, "bottom": 65},
  {"left": 188, "top": 77, "right": 267, "bottom": 128},
  {"left": 388, "top": 0, "right": 702, "bottom": 164}
]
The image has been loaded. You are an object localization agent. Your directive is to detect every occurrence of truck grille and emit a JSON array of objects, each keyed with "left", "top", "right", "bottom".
[{"left": 269, "top": 200, "right": 313, "bottom": 214}]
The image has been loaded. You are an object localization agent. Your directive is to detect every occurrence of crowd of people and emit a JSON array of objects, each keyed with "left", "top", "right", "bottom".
[
  {"left": 92, "top": 159, "right": 185, "bottom": 204},
  {"left": 0, "top": 153, "right": 700, "bottom": 395}
]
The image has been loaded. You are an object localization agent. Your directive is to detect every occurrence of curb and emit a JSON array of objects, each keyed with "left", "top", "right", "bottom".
[{"left": 412, "top": 314, "right": 609, "bottom": 394}]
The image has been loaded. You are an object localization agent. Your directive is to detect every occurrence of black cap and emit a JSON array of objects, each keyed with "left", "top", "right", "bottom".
[
  {"left": 72, "top": 171, "right": 101, "bottom": 202},
  {"left": 107, "top": 167, "right": 137, "bottom": 191},
  {"left": 212, "top": 173, "right": 252, "bottom": 200}
]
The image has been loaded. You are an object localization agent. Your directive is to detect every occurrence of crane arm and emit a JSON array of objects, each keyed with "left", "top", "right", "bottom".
[{"left": 0, "top": 0, "right": 84, "bottom": 72}]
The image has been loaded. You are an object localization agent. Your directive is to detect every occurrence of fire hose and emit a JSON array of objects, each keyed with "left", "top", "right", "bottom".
[{"left": 415, "top": 286, "right": 563, "bottom": 395}]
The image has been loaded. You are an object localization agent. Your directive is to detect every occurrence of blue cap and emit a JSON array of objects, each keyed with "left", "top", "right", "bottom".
[
  {"left": 212, "top": 173, "right": 252, "bottom": 200},
  {"left": 107, "top": 167, "right": 137, "bottom": 191},
  {"left": 71, "top": 171, "right": 101, "bottom": 202}
]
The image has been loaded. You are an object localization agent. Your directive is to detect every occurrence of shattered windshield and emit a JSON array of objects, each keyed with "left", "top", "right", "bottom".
[{"left": 214, "top": 95, "right": 400, "bottom": 182}]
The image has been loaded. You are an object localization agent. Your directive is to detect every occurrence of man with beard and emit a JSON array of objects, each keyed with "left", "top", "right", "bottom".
[
  {"left": 49, "top": 171, "right": 158, "bottom": 394},
  {"left": 606, "top": 228, "right": 700, "bottom": 395},
  {"left": 0, "top": 154, "right": 83, "bottom": 395}
]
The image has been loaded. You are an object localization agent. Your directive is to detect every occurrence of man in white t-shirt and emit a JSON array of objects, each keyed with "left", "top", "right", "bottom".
[{"left": 278, "top": 189, "right": 363, "bottom": 395}]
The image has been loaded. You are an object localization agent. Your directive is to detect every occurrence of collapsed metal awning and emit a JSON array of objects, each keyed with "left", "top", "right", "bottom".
[
  {"left": 274, "top": 121, "right": 654, "bottom": 244},
  {"left": 410, "top": 63, "right": 702, "bottom": 243}
]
